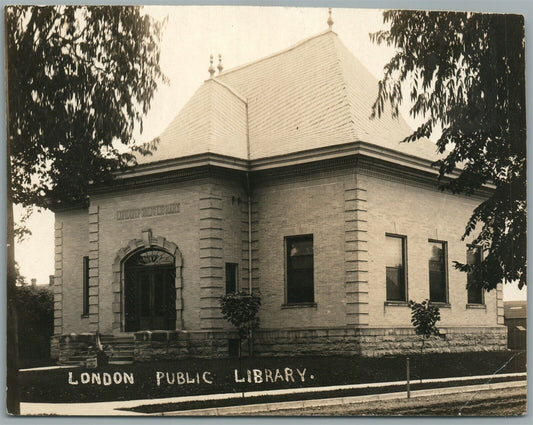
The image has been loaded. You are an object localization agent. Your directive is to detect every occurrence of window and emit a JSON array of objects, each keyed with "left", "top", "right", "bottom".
[
  {"left": 385, "top": 235, "right": 407, "bottom": 301},
  {"left": 467, "top": 245, "right": 484, "bottom": 304},
  {"left": 286, "top": 235, "right": 314, "bottom": 304},
  {"left": 428, "top": 240, "right": 447, "bottom": 303},
  {"left": 225, "top": 263, "right": 238, "bottom": 294},
  {"left": 82, "top": 256, "right": 89, "bottom": 316}
]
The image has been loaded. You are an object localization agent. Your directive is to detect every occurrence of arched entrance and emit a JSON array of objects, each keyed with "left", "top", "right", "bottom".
[{"left": 124, "top": 248, "right": 176, "bottom": 332}]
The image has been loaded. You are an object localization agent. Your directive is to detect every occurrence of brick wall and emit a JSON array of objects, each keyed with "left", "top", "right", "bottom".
[
  {"left": 252, "top": 162, "right": 503, "bottom": 334},
  {"left": 95, "top": 179, "right": 204, "bottom": 333},
  {"left": 361, "top": 170, "right": 501, "bottom": 328},
  {"left": 54, "top": 209, "right": 89, "bottom": 334},
  {"left": 87, "top": 175, "right": 245, "bottom": 334},
  {"left": 253, "top": 170, "right": 347, "bottom": 329}
]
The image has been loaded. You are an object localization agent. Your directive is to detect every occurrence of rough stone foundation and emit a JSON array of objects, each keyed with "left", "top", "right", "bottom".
[
  {"left": 56, "top": 333, "right": 96, "bottom": 363},
  {"left": 53, "top": 326, "right": 507, "bottom": 362},
  {"left": 133, "top": 330, "right": 239, "bottom": 361},
  {"left": 355, "top": 326, "right": 508, "bottom": 357},
  {"left": 254, "top": 326, "right": 508, "bottom": 357}
]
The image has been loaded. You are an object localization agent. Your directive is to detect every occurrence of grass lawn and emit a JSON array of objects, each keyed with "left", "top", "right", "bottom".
[
  {"left": 248, "top": 386, "right": 527, "bottom": 416},
  {"left": 125, "top": 375, "right": 526, "bottom": 413},
  {"left": 20, "top": 350, "right": 526, "bottom": 404}
]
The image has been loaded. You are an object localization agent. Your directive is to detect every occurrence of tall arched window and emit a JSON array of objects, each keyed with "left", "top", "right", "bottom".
[{"left": 124, "top": 249, "right": 176, "bottom": 332}]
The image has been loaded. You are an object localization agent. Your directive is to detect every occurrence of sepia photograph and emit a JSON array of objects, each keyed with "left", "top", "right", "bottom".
[{"left": 5, "top": 3, "right": 527, "bottom": 417}]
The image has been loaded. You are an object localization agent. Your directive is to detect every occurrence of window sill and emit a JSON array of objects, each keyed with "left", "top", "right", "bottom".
[
  {"left": 282, "top": 303, "right": 317, "bottom": 309},
  {"left": 384, "top": 301, "right": 409, "bottom": 307},
  {"left": 81, "top": 314, "right": 89, "bottom": 319},
  {"left": 429, "top": 302, "right": 451, "bottom": 308},
  {"left": 466, "top": 303, "right": 486, "bottom": 309}
]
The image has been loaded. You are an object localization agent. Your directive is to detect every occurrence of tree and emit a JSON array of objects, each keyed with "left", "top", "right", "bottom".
[
  {"left": 408, "top": 299, "right": 442, "bottom": 352},
  {"left": 7, "top": 5, "right": 166, "bottom": 209},
  {"left": 219, "top": 292, "right": 261, "bottom": 357},
  {"left": 408, "top": 299, "right": 443, "bottom": 382},
  {"left": 5, "top": 5, "right": 166, "bottom": 413},
  {"left": 15, "top": 285, "right": 54, "bottom": 366},
  {"left": 371, "top": 11, "right": 526, "bottom": 292}
]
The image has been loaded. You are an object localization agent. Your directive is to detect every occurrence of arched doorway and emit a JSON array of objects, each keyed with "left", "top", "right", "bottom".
[{"left": 124, "top": 248, "right": 176, "bottom": 332}]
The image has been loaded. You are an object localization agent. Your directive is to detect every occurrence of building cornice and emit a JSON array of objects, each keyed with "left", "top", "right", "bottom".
[
  {"left": 120, "top": 153, "right": 249, "bottom": 178},
  {"left": 89, "top": 141, "right": 493, "bottom": 198},
  {"left": 89, "top": 164, "right": 246, "bottom": 196},
  {"left": 126, "top": 141, "right": 448, "bottom": 178}
]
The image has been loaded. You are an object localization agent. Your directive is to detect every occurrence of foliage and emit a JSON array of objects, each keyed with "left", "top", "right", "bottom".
[
  {"left": 371, "top": 11, "right": 526, "bottom": 291},
  {"left": 219, "top": 292, "right": 261, "bottom": 340},
  {"left": 15, "top": 285, "right": 54, "bottom": 362},
  {"left": 6, "top": 5, "right": 167, "bottom": 209},
  {"left": 408, "top": 300, "right": 442, "bottom": 341},
  {"left": 14, "top": 262, "right": 27, "bottom": 287},
  {"left": 14, "top": 206, "right": 34, "bottom": 242}
]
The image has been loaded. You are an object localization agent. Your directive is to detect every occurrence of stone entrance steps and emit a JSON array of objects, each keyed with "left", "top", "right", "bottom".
[
  {"left": 61, "top": 334, "right": 135, "bottom": 366},
  {"left": 101, "top": 334, "right": 135, "bottom": 365},
  {"left": 60, "top": 356, "right": 90, "bottom": 366}
]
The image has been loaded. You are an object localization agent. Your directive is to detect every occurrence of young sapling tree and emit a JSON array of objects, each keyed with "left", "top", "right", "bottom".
[
  {"left": 219, "top": 291, "right": 261, "bottom": 357},
  {"left": 408, "top": 299, "right": 444, "bottom": 382}
]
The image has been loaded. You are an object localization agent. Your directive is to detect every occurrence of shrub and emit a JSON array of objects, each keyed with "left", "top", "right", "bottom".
[
  {"left": 15, "top": 285, "right": 54, "bottom": 364},
  {"left": 219, "top": 291, "right": 261, "bottom": 356},
  {"left": 408, "top": 299, "right": 442, "bottom": 346}
]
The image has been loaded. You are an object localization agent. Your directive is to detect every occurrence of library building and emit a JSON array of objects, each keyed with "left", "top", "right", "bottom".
[{"left": 51, "top": 12, "right": 506, "bottom": 363}]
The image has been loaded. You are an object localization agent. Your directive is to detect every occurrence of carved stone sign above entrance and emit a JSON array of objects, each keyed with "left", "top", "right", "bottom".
[{"left": 116, "top": 203, "right": 180, "bottom": 221}]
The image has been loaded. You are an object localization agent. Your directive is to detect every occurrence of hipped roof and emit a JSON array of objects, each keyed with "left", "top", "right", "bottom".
[{"left": 138, "top": 30, "right": 441, "bottom": 165}]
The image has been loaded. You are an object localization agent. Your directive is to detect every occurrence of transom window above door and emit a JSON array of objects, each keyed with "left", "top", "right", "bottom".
[{"left": 128, "top": 249, "right": 174, "bottom": 267}]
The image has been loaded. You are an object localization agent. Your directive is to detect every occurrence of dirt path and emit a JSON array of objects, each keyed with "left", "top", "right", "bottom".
[{"left": 236, "top": 386, "right": 527, "bottom": 416}]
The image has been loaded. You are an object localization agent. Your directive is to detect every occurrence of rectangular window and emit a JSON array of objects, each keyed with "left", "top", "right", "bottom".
[
  {"left": 385, "top": 235, "right": 407, "bottom": 301},
  {"left": 467, "top": 245, "right": 484, "bottom": 304},
  {"left": 286, "top": 235, "right": 314, "bottom": 304},
  {"left": 428, "top": 240, "right": 448, "bottom": 303},
  {"left": 225, "top": 263, "right": 238, "bottom": 294},
  {"left": 82, "top": 256, "right": 89, "bottom": 315}
]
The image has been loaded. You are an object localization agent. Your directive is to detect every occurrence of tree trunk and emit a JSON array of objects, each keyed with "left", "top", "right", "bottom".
[
  {"left": 6, "top": 106, "right": 20, "bottom": 415},
  {"left": 5, "top": 14, "right": 20, "bottom": 413},
  {"left": 419, "top": 338, "right": 425, "bottom": 384},
  {"left": 248, "top": 328, "right": 253, "bottom": 357}
]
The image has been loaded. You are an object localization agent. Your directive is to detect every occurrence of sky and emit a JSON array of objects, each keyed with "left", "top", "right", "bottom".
[{"left": 14, "top": 5, "right": 527, "bottom": 301}]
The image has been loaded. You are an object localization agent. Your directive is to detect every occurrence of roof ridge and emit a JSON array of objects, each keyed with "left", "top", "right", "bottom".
[
  {"left": 332, "top": 35, "right": 416, "bottom": 140},
  {"left": 209, "top": 78, "right": 248, "bottom": 104},
  {"left": 207, "top": 80, "right": 214, "bottom": 154},
  {"left": 329, "top": 35, "right": 359, "bottom": 143},
  {"left": 218, "top": 29, "right": 336, "bottom": 78}
]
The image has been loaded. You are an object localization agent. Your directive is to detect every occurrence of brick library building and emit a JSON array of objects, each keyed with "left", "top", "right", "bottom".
[{"left": 51, "top": 16, "right": 506, "bottom": 363}]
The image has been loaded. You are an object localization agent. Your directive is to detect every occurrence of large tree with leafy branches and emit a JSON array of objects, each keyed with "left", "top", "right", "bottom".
[
  {"left": 8, "top": 5, "right": 166, "bottom": 208},
  {"left": 371, "top": 10, "right": 526, "bottom": 292},
  {"left": 6, "top": 5, "right": 166, "bottom": 413}
]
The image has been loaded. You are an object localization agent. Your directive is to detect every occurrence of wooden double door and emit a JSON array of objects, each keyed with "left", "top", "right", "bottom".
[{"left": 124, "top": 250, "right": 176, "bottom": 332}]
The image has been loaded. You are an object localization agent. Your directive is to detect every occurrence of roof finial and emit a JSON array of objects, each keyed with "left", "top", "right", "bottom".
[
  {"left": 327, "top": 8, "right": 334, "bottom": 31},
  {"left": 217, "top": 54, "right": 224, "bottom": 74},
  {"left": 208, "top": 54, "right": 215, "bottom": 78}
]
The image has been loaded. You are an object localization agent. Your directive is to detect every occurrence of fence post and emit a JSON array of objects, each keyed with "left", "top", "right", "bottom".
[{"left": 406, "top": 357, "right": 411, "bottom": 399}]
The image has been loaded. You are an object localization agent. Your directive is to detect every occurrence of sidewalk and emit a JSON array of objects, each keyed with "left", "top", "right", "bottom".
[
  {"left": 20, "top": 372, "right": 527, "bottom": 416},
  {"left": 165, "top": 380, "right": 527, "bottom": 416}
]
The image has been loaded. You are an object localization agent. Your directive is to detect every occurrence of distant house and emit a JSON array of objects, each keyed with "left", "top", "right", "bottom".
[
  {"left": 504, "top": 301, "right": 527, "bottom": 350},
  {"left": 51, "top": 12, "right": 507, "bottom": 363}
]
